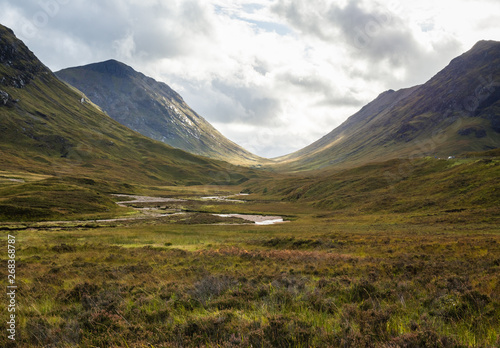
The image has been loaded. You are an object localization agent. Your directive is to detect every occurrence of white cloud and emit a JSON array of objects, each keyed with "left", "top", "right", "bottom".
[
  {"left": 0, "top": 0, "right": 498, "bottom": 158},
  {"left": 112, "top": 33, "right": 136, "bottom": 60}
]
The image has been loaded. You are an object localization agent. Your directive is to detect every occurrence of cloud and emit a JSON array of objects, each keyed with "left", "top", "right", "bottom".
[
  {"left": 273, "top": 1, "right": 432, "bottom": 65},
  {"left": 113, "top": 33, "right": 136, "bottom": 59},
  {"left": 177, "top": 79, "right": 283, "bottom": 128},
  {"left": 210, "top": 79, "right": 283, "bottom": 125},
  {"left": 271, "top": 0, "right": 466, "bottom": 86},
  {"left": 276, "top": 71, "right": 363, "bottom": 107},
  {"left": 0, "top": 0, "right": 215, "bottom": 66}
]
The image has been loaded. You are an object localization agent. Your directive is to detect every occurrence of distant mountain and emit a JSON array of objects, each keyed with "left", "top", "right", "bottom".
[
  {"left": 56, "top": 60, "right": 264, "bottom": 165},
  {"left": 275, "top": 40, "right": 500, "bottom": 171},
  {"left": 0, "top": 24, "right": 256, "bottom": 186}
]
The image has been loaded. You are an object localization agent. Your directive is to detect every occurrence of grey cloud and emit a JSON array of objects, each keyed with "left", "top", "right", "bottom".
[
  {"left": 210, "top": 79, "right": 283, "bottom": 125},
  {"left": 0, "top": 0, "right": 214, "bottom": 69},
  {"left": 272, "top": 0, "right": 463, "bottom": 88},
  {"left": 10, "top": 0, "right": 130, "bottom": 43},
  {"left": 277, "top": 72, "right": 364, "bottom": 107},
  {"left": 132, "top": 0, "right": 215, "bottom": 59},
  {"left": 318, "top": 94, "right": 364, "bottom": 108},
  {"left": 271, "top": 0, "right": 330, "bottom": 40},
  {"left": 272, "top": 0, "right": 421, "bottom": 67},
  {"left": 252, "top": 59, "right": 270, "bottom": 75},
  {"left": 473, "top": 14, "right": 500, "bottom": 31},
  {"left": 169, "top": 76, "right": 283, "bottom": 129}
]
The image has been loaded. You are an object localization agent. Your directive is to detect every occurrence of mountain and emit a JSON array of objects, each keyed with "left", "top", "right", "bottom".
[
  {"left": 55, "top": 60, "right": 265, "bottom": 165},
  {"left": 0, "top": 24, "right": 257, "bottom": 187},
  {"left": 275, "top": 40, "right": 500, "bottom": 171}
]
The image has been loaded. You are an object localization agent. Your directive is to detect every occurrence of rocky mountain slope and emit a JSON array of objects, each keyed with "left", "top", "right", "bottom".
[
  {"left": 275, "top": 41, "right": 500, "bottom": 171},
  {"left": 56, "top": 60, "right": 265, "bottom": 165}
]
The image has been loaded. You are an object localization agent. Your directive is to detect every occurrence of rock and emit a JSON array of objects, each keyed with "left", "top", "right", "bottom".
[
  {"left": 0, "top": 90, "right": 9, "bottom": 105},
  {"left": 0, "top": 90, "right": 18, "bottom": 106}
]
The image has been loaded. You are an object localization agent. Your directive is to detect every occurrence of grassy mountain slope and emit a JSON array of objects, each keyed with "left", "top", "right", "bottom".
[
  {"left": 0, "top": 24, "right": 260, "bottom": 220},
  {"left": 246, "top": 152, "right": 500, "bottom": 222},
  {"left": 56, "top": 60, "right": 266, "bottom": 166},
  {"left": 275, "top": 41, "right": 500, "bottom": 171}
]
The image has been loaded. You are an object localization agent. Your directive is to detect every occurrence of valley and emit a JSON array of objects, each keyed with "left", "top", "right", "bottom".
[{"left": 0, "top": 22, "right": 499, "bottom": 347}]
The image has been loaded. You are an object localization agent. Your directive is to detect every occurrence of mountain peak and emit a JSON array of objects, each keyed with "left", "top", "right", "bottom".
[
  {"left": 0, "top": 23, "right": 255, "bottom": 186},
  {"left": 82, "top": 59, "right": 136, "bottom": 78},
  {"left": 448, "top": 40, "right": 500, "bottom": 69},
  {"left": 274, "top": 40, "right": 500, "bottom": 170},
  {"left": 470, "top": 40, "right": 500, "bottom": 51}
]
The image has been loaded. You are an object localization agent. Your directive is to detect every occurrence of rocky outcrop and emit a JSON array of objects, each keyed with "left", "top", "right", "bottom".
[
  {"left": 0, "top": 25, "right": 49, "bottom": 88},
  {"left": 0, "top": 89, "right": 17, "bottom": 107},
  {"left": 0, "top": 90, "right": 8, "bottom": 105}
]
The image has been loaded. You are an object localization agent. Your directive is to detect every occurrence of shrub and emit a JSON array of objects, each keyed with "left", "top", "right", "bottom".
[{"left": 189, "top": 275, "right": 237, "bottom": 306}]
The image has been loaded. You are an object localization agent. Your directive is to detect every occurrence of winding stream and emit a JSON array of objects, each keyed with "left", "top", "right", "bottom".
[
  {"left": 115, "top": 193, "right": 286, "bottom": 225},
  {"left": 201, "top": 194, "right": 285, "bottom": 225},
  {"left": 0, "top": 193, "right": 285, "bottom": 227}
]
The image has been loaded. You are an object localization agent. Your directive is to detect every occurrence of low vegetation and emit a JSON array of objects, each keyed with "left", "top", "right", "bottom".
[{"left": 1, "top": 214, "right": 499, "bottom": 347}]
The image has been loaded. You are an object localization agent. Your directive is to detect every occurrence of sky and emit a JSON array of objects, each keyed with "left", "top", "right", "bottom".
[{"left": 0, "top": 0, "right": 499, "bottom": 158}]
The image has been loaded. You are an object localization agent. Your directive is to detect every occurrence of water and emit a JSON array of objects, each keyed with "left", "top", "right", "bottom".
[{"left": 214, "top": 214, "right": 284, "bottom": 225}]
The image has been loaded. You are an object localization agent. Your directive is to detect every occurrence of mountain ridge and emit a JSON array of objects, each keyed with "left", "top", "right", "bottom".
[{"left": 3, "top": 21, "right": 499, "bottom": 177}]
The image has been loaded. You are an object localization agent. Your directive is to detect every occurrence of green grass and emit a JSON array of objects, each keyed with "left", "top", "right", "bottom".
[{"left": 0, "top": 177, "right": 135, "bottom": 222}]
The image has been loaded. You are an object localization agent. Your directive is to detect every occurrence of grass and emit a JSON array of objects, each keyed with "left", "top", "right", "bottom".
[
  {"left": 1, "top": 203, "right": 499, "bottom": 347},
  {"left": 0, "top": 177, "right": 134, "bottom": 222}
]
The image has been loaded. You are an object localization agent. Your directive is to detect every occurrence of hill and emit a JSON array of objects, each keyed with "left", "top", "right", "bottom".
[
  {"left": 56, "top": 60, "right": 265, "bottom": 165},
  {"left": 275, "top": 41, "right": 500, "bottom": 171},
  {"left": 246, "top": 153, "right": 499, "bottom": 223}
]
